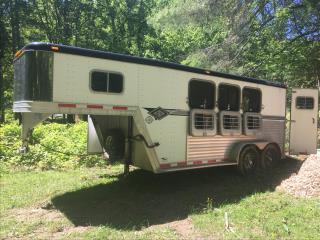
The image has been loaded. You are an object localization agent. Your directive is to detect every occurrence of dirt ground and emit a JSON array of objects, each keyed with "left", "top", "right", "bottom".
[
  {"left": 277, "top": 154, "right": 319, "bottom": 198},
  {"left": 6, "top": 207, "right": 90, "bottom": 239},
  {"left": 7, "top": 206, "right": 204, "bottom": 240}
]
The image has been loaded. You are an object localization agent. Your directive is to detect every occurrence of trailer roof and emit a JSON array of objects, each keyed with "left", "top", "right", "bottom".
[{"left": 22, "top": 42, "right": 286, "bottom": 89}]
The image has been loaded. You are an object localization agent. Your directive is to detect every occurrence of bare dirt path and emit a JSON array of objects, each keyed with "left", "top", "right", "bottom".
[
  {"left": 277, "top": 154, "right": 320, "bottom": 198},
  {"left": 4, "top": 205, "right": 91, "bottom": 240},
  {"left": 6, "top": 206, "right": 204, "bottom": 239},
  {"left": 147, "top": 217, "right": 206, "bottom": 239}
]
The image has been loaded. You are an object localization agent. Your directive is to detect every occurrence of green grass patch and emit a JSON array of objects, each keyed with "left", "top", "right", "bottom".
[
  {"left": 191, "top": 192, "right": 320, "bottom": 239},
  {"left": 0, "top": 160, "right": 319, "bottom": 239},
  {"left": 0, "top": 168, "right": 121, "bottom": 212}
]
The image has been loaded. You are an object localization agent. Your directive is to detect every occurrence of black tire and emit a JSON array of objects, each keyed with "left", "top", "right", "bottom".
[
  {"left": 104, "top": 129, "right": 125, "bottom": 161},
  {"left": 238, "top": 145, "right": 260, "bottom": 176},
  {"left": 261, "top": 144, "right": 281, "bottom": 171}
]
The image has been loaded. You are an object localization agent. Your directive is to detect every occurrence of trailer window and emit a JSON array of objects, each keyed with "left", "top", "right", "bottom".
[
  {"left": 108, "top": 73, "right": 123, "bottom": 93},
  {"left": 296, "top": 96, "right": 314, "bottom": 109},
  {"left": 242, "top": 87, "right": 261, "bottom": 112},
  {"left": 91, "top": 71, "right": 123, "bottom": 93},
  {"left": 189, "top": 80, "right": 215, "bottom": 109},
  {"left": 218, "top": 84, "right": 240, "bottom": 111}
]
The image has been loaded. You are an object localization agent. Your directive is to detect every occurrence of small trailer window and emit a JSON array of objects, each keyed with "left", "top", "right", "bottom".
[
  {"left": 91, "top": 71, "right": 123, "bottom": 93},
  {"left": 296, "top": 96, "right": 314, "bottom": 109},
  {"left": 189, "top": 80, "right": 215, "bottom": 109},
  {"left": 218, "top": 84, "right": 240, "bottom": 111},
  {"left": 242, "top": 87, "right": 261, "bottom": 112}
]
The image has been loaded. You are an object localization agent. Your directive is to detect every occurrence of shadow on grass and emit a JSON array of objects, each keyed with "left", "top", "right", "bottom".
[{"left": 52, "top": 157, "right": 303, "bottom": 230}]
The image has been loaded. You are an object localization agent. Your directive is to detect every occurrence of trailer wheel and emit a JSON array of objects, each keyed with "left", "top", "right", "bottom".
[
  {"left": 238, "top": 145, "right": 259, "bottom": 175},
  {"left": 104, "top": 129, "right": 125, "bottom": 162},
  {"left": 261, "top": 144, "right": 281, "bottom": 171}
]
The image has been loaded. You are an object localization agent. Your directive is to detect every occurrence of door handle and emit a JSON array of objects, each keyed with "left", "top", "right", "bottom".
[{"left": 312, "top": 118, "right": 315, "bottom": 124}]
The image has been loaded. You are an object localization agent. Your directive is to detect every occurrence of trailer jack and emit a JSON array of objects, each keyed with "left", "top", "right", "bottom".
[{"left": 124, "top": 117, "right": 134, "bottom": 176}]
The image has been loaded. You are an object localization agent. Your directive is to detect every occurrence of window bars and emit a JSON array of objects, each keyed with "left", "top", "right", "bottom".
[{"left": 190, "top": 109, "right": 216, "bottom": 136}]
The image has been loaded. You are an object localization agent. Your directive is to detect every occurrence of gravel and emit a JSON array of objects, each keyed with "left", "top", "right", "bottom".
[{"left": 277, "top": 154, "right": 320, "bottom": 198}]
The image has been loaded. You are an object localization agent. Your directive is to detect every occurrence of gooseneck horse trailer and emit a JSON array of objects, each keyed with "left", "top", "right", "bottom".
[{"left": 13, "top": 43, "right": 319, "bottom": 174}]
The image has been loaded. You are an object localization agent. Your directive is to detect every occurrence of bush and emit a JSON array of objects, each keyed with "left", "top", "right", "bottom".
[{"left": 0, "top": 119, "right": 106, "bottom": 171}]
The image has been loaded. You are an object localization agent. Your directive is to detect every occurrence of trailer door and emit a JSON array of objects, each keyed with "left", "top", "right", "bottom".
[{"left": 289, "top": 88, "right": 318, "bottom": 155}]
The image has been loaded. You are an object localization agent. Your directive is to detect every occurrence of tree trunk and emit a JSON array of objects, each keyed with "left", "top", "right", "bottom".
[
  {"left": 10, "top": 0, "right": 22, "bottom": 54},
  {"left": 0, "top": 19, "right": 6, "bottom": 123},
  {"left": 0, "top": 59, "right": 4, "bottom": 123}
]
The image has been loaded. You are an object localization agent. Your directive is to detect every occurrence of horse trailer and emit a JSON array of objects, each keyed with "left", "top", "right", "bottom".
[{"left": 13, "top": 42, "right": 319, "bottom": 174}]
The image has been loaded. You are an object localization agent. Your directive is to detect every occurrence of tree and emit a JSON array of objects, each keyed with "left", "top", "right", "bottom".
[
  {"left": 0, "top": 17, "right": 7, "bottom": 123},
  {"left": 0, "top": 1, "right": 10, "bottom": 123},
  {"left": 149, "top": 0, "right": 320, "bottom": 87}
]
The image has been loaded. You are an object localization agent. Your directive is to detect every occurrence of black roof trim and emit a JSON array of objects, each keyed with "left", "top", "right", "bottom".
[{"left": 22, "top": 42, "right": 287, "bottom": 89}]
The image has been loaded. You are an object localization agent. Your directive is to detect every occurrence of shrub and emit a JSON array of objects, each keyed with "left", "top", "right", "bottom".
[{"left": 0, "top": 120, "right": 106, "bottom": 171}]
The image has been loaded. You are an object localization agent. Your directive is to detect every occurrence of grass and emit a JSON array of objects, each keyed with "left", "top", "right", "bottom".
[
  {"left": 1, "top": 158, "right": 319, "bottom": 239},
  {"left": 192, "top": 193, "right": 320, "bottom": 239}
]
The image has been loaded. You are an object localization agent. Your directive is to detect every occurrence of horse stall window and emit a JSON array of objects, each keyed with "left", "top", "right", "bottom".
[
  {"left": 296, "top": 96, "right": 314, "bottom": 109},
  {"left": 91, "top": 71, "right": 123, "bottom": 93},
  {"left": 242, "top": 87, "right": 261, "bottom": 112},
  {"left": 242, "top": 87, "right": 262, "bottom": 135},
  {"left": 218, "top": 84, "right": 240, "bottom": 111},
  {"left": 189, "top": 80, "right": 215, "bottom": 109},
  {"left": 218, "top": 84, "right": 241, "bottom": 135}
]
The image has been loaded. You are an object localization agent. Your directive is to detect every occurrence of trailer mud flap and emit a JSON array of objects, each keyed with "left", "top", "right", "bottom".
[{"left": 87, "top": 115, "right": 103, "bottom": 153}]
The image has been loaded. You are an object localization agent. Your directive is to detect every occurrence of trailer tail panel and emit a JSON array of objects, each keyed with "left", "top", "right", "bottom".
[{"left": 14, "top": 51, "right": 53, "bottom": 102}]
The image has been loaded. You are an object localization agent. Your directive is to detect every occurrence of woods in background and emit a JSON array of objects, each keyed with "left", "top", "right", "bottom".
[{"left": 0, "top": 0, "right": 319, "bottom": 122}]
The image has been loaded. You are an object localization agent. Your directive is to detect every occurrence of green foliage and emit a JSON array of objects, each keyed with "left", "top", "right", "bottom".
[
  {"left": 1, "top": 0, "right": 319, "bottom": 123},
  {"left": 144, "top": 25, "right": 211, "bottom": 63},
  {"left": 0, "top": 120, "right": 106, "bottom": 171},
  {"left": 148, "top": 0, "right": 319, "bottom": 86}
]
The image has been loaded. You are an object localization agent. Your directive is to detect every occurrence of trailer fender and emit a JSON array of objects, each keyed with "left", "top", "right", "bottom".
[{"left": 227, "top": 140, "right": 270, "bottom": 164}]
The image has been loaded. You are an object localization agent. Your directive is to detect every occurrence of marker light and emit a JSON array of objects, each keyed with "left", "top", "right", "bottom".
[
  {"left": 14, "top": 49, "right": 23, "bottom": 58},
  {"left": 51, "top": 46, "right": 59, "bottom": 51}
]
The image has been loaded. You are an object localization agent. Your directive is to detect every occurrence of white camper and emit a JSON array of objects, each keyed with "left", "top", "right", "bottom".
[{"left": 13, "top": 43, "right": 319, "bottom": 174}]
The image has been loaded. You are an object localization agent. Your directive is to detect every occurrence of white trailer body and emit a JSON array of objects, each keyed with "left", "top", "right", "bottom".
[{"left": 13, "top": 43, "right": 318, "bottom": 174}]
